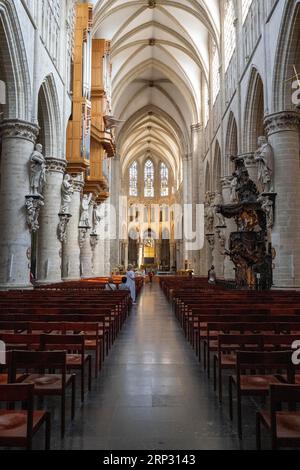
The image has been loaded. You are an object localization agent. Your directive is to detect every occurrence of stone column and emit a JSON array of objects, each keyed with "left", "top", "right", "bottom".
[
  {"left": 104, "top": 238, "right": 111, "bottom": 275},
  {"left": 36, "top": 158, "right": 66, "bottom": 284},
  {"left": 156, "top": 240, "right": 162, "bottom": 266},
  {"left": 265, "top": 111, "right": 300, "bottom": 287},
  {"left": 124, "top": 242, "right": 129, "bottom": 269},
  {"left": 0, "top": 120, "right": 39, "bottom": 289},
  {"left": 213, "top": 231, "right": 225, "bottom": 279},
  {"left": 241, "top": 153, "right": 258, "bottom": 185},
  {"left": 221, "top": 177, "right": 236, "bottom": 280},
  {"left": 80, "top": 203, "right": 93, "bottom": 279},
  {"left": 182, "top": 153, "right": 192, "bottom": 266},
  {"left": 62, "top": 174, "right": 84, "bottom": 281},
  {"left": 91, "top": 203, "right": 101, "bottom": 277},
  {"left": 170, "top": 241, "right": 175, "bottom": 270},
  {"left": 110, "top": 155, "right": 121, "bottom": 270},
  {"left": 138, "top": 243, "right": 144, "bottom": 268},
  {"left": 191, "top": 124, "right": 203, "bottom": 273}
]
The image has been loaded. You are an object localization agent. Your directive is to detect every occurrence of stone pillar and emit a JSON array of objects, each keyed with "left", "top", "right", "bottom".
[
  {"left": 206, "top": 235, "right": 215, "bottom": 273},
  {"left": 221, "top": 177, "right": 236, "bottom": 280},
  {"left": 62, "top": 174, "right": 84, "bottom": 281},
  {"left": 104, "top": 238, "right": 111, "bottom": 275},
  {"left": 91, "top": 203, "right": 101, "bottom": 277},
  {"left": 156, "top": 240, "right": 162, "bottom": 266},
  {"left": 138, "top": 243, "right": 144, "bottom": 268},
  {"left": 110, "top": 155, "right": 121, "bottom": 270},
  {"left": 36, "top": 158, "right": 66, "bottom": 284},
  {"left": 242, "top": 153, "right": 258, "bottom": 185},
  {"left": 213, "top": 231, "right": 225, "bottom": 279},
  {"left": 0, "top": 120, "right": 39, "bottom": 289},
  {"left": 265, "top": 112, "right": 300, "bottom": 287},
  {"left": 80, "top": 203, "right": 93, "bottom": 279},
  {"left": 170, "top": 241, "right": 175, "bottom": 270},
  {"left": 124, "top": 242, "right": 129, "bottom": 269},
  {"left": 183, "top": 153, "right": 193, "bottom": 267},
  {"left": 191, "top": 124, "right": 203, "bottom": 273}
]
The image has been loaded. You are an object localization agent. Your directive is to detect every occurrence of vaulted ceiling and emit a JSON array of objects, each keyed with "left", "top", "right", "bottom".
[{"left": 92, "top": 0, "right": 220, "bottom": 187}]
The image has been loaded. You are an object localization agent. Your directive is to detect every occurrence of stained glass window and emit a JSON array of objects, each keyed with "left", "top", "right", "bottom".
[
  {"left": 160, "top": 162, "right": 169, "bottom": 197},
  {"left": 144, "top": 159, "right": 154, "bottom": 197},
  {"left": 129, "top": 161, "right": 138, "bottom": 197},
  {"left": 212, "top": 42, "right": 220, "bottom": 104}
]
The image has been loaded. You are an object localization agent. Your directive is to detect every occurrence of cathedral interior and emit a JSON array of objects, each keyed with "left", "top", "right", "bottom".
[{"left": 1, "top": 0, "right": 300, "bottom": 453}]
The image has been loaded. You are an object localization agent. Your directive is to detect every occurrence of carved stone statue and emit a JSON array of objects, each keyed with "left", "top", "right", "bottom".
[
  {"left": 213, "top": 192, "right": 226, "bottom": 227},
  {"left": 258, "top": 195, "right": 274, "bottom": 230},
  {"left": 79, "top": 193, "right": 92, "bottom": 228},
  {"left": 205, "top": 192, "right": 215, "bottom": 233},
  {"left": 30, "top": 144, "right": 46, "bottom": 195},
  {"left": 60, "top": 174, "right": 74, "bottom": 214},
  {"left": 92, "top": 204, "right": 102, "bottom": 234},
  {"left": 255, "top": 136, "right": 274, "bottom": 193}
]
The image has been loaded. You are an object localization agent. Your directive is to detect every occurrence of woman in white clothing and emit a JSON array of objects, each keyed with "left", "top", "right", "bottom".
[{"left": 126, "top": 265, "right": 136, "bottom": 303}]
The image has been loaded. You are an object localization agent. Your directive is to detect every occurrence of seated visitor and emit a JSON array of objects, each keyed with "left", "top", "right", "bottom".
[
  {"left": 119, "top": 276, "right": 130, "bottom": 291},
  {"left": 105, "top": 278, "right": 117, "bottom": 291},
  {"left": 208, "top": 265, "right": 216, "bottom": 285}
]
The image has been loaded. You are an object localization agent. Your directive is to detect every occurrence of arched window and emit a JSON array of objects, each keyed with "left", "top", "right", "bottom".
[
  {"left": 224, "top": 0, "right": 236, "bottom": 71},
  {"left": 129, "top": 161, "right": 138, "bottom": 197},
  {"left": 144, "top": 159, "right": 154, "bottom": 197},
  {"left": 160, "top": 162, "right": 169, "bottom": 197}
]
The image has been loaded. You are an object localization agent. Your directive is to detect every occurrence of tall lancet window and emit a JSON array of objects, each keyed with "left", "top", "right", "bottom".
[
  {"left": 224, "top": 0, "right": 236, "bottom": 71},
  {"left": 144, "top": 159, "right": 154, "bottom": 198},
  {"left": 160, "top": 162, "right": 169, "bottom": 197},
  {"left": 242, "top": 0, "right": 252, "bottom": 23},
  {"left": 129, "top": 161, "right": 138, "bottom": 197}
]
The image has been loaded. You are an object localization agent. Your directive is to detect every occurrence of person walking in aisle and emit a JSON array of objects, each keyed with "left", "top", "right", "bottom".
[{"left": 126, "top": 265, "right": 136, "bottom": 304}]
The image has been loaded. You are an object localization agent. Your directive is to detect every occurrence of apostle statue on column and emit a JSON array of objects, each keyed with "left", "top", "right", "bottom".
[
  {"left": 79, "top": 193, "right": 93, "bottom": 228},
  {"left": 30, "top": 143, "right": 46, "bottom": 195},
  {"left": 255, "top": 136, "right": 274, "bottom": 193},
  {"left": 92, "top": 203, "right": 102, "bottom": 234},
  {"left": 60, "top": 174, "right": 74, "bottom": 214}
]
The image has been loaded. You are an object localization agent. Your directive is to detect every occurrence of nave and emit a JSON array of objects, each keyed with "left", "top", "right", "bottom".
[{"left": 32, "top": 283, "right": 254, "bottom": 451}]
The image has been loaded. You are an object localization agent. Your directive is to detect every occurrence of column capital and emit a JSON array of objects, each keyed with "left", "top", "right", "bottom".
[
  {"left": 46, "top": 157, "right": 67, "bottom": 174},
  {"left": 191, "top": 123, "right": 203, "bottom": 134},
  {"left": 264, "top": 111, "right": 300, "bottom": 136},
  {"left": 0, "top": 119, "right": 39, "bottom": 143},
  {"left": 72, "top": 174, "right": 85, "bottom": 193}
]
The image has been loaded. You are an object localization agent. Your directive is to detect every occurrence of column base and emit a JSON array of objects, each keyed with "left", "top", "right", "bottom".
[
  {"left": 35, "top": 279, "right": 63, "bottom": 286},
  {"left": 62, "top": 277, "right": 81, "bottom": 282},
  {"left": 0, "top": 283, "right": 33, "bottom": 291}
]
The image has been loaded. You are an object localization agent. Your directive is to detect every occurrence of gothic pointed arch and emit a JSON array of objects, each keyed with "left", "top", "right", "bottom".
[
  {"left": 37, "top": 74, "right": 62, "bottom": 159},
  {"left": 272, "top": 1, "right": 300, "bottom": 112},
  {"left": 243, "top": 68, "right": 264, "bottom": 153},
  {"left": 0, "top": 0, "right": 31, "bottom": 121}
]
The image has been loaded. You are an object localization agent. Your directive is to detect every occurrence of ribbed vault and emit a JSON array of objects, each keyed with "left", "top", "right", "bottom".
[{"left": 93, "top": 0, "right": 220, "bottom": 185}]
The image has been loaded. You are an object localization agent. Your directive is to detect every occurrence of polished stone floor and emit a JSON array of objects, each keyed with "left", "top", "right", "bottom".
[{"left": 34, "top": 282, "right": 264, "bottom": 450}]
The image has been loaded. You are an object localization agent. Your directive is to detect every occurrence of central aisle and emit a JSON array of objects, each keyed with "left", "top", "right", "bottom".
[{"left": 59, "top": 283, "right": 241, "bottom": 450}]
